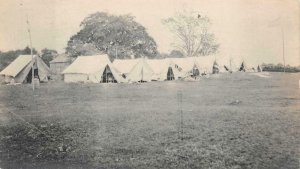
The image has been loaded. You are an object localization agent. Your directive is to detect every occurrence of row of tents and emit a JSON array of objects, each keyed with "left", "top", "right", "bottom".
[{"left": 0, "top": 54, "right": 262, "bottom": 84}]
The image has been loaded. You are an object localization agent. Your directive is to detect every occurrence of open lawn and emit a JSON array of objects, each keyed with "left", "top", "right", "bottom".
[{"left": 0, "top": 72, "right": 299, "bottom": 169}]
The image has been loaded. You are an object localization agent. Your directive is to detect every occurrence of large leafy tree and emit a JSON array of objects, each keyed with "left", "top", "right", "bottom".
[
  {"left": 163, "top": 11, "right": 219, "bottom": 57},
  {"left": 66, "top": 12, "right": 158, "bottom": 60}
]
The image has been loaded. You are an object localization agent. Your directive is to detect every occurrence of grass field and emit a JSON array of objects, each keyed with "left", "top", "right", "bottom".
[{"left": 0, "top": 72, "right": 299, "bottom": 169}]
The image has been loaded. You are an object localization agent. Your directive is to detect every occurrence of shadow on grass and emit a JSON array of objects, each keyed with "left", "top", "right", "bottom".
[{"left": 0, "top": 118, "right": 99, "bottom": 169}]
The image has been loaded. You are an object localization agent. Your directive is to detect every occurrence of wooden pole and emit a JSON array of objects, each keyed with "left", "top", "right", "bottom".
[
  {"left": 116, "top": 46, "right": 118, "bottom": 60},
  {"left": 26, "top": 15, "right": 34, "bottom": 91},
  {"left": 106, "top": 66, "right": 108, "bottom": 83},
  {"left": 281, "top": 27, "right": 286, "bottom": 73},
  {"left": 177, "top": 91, "right": 183, "bottom": 140},
  {"left": 141, "top": 66, "right": 143, "bottom": 82}
]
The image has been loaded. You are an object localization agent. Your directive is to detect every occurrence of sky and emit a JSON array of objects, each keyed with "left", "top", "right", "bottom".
[{"left": 0, "top": 0, "right": 299, "bottom": 66}]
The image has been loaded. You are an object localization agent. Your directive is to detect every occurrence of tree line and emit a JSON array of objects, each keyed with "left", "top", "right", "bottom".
[
  {"left": 1, "top": 10, "right": 219, "bottom": 70},
  {"left": 65, "top": 11, "right": 219, "bottom": 60},
  {"left": 0, "top": 47, "right": 57, "bottom": 71},
  {"left": 262, "top": 63, "right": 300, "bottom": 73}
]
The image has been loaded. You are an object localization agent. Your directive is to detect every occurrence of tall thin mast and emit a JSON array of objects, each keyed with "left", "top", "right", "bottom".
[
  {"left": 281, "top": 27, "right": 286, "bottom": 72},
  {"left": 26, "top": 15, "right": 35, "bottom": 90},
  {"left": 115, "top": 46, "right": 118, "bottom": 59}
]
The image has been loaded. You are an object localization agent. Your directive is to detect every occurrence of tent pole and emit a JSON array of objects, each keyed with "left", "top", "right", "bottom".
[
  {"left": 229, "top": 58, "right": 232, "bottom": 71},
  {"left": 141, "top": 66, "right": 143, "bottom": 82}
]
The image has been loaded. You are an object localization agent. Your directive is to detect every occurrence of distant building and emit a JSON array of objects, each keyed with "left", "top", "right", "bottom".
[{"left": 50, "top": 54, "right": 72, "bottom": 74}]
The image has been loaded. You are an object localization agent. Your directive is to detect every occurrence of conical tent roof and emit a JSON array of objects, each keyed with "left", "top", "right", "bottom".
[{"left": 126, "top": 58, "right": 154, "bottom": 82}]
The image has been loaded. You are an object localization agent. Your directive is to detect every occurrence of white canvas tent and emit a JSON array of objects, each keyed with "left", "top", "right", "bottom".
[
  {"left": 126, "top": 58, "right": 154, "bottom": 82},
  {"left": 112, "top": 59, "right": 139, "bottom": 78},
  {"left": 238, "top": 60, "right": 257, "bottom": 72},
  {"left": 194, "top": 56, "right": 215, "bottom": 74},
  {"left": 213, "top": 55, "right": 232, "bottom": 73},
  {"left": 240, "top": 59, "right": 262, "bottom": 72},
  {"left": 0, "top": 55, "right": 51, "bottom": 83},
  {"left": 257, "top": 65, "right": 262, "bottom": 72},
  {"left": 215, "top": 56, "right": 241, "bottom": 72},
  {"left": 230, "top": 57, "right": 244, "bottom": 72},
  {"left": 147, "top": 58, "right": 181, "bottom": 81},
  {"left": 171, "top": 57, "right": 201, "bottom": 78},
  {"left": 62, "top": 55, "right": 125, "bottom": 83},
  {"left": 212, "top": 60, "right": 220, "bottom": 74}
]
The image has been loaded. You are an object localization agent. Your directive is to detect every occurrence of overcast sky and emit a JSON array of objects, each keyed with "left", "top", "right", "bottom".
[{"left": 0, "top": 0, "right": 299, "bottom": 65}]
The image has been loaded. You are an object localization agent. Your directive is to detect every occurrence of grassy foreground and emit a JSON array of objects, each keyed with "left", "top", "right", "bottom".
[{"left": 0, "top": 72, "right": 299, "bottom": 169}]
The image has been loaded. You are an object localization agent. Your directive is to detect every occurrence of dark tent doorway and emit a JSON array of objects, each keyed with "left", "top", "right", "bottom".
[
  {"left": 239, "top": 62, "right": 246, "bottom": 72},
  {"left": 191, "top": 65, "right": 200, "bottom": 77},
  {"left": 26, "top": 68, "right": 39, "bottom": 83},
  {"left": 167, "top": 67, "right": 175, "bottom": 81},
  {"left": 101, "top": 65, "right": 117, "bottom": 83}
]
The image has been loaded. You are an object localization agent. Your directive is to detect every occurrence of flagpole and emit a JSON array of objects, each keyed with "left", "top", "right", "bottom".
[
  {"left": 26, "top": 15, "right": 35, "bottom": 91},
  {"left": 21, "top": 0, "right": 35, "bottom": 90},
  {"left": 281, "top": 27, "right": 286, "bottom": 73}
]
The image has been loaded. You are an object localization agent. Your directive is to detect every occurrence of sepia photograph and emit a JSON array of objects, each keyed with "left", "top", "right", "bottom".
[{"left": 0, "top": 0, "right": 299, "bottom": 168}]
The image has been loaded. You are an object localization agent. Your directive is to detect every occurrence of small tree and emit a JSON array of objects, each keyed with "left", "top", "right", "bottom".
[
  {"left": 169, "top": 50, "right": 184, "bottom": 58},
  {"left": 163, "top": 11, "right": 219, "bottom": 57},
  {"left": 41, "top": 48, "right": 58, "bottom": 66},
  {"left": 158, "top": 52, "right": 169, "bottom": 58}
]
